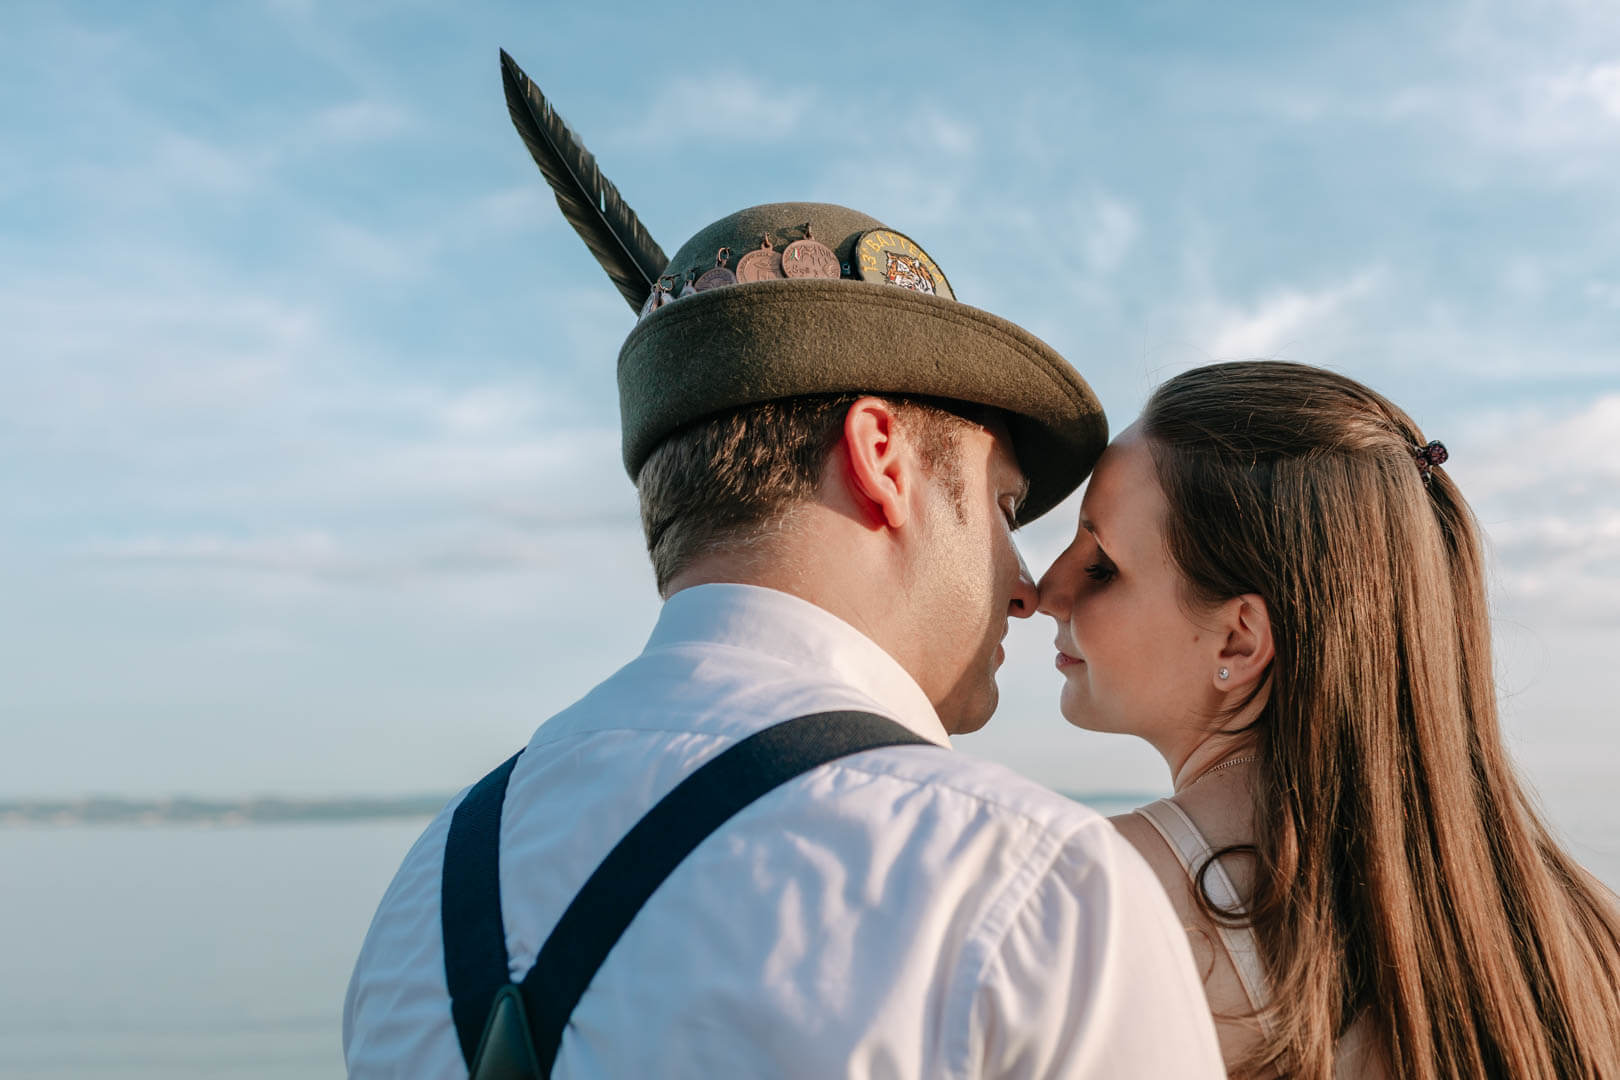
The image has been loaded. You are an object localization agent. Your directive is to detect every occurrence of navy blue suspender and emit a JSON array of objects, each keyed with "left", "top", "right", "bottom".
[{"left": 440, "top": 710, "right": 934, "bottom": 1078}]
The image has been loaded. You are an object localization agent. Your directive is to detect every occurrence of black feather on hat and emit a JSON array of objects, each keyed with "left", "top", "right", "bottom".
[{"left": 500, "top": 51, "right": 1107, "bottom": 524}]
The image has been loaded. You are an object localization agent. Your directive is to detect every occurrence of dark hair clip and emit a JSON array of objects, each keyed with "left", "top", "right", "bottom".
[{"left": 1413, "top": 440, "right": 1449, "bottom": 484}]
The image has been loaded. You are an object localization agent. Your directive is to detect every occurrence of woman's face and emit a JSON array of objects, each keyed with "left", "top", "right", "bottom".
[{"left": 1036, "top": 425, "right": 1224, "bottom": 746}]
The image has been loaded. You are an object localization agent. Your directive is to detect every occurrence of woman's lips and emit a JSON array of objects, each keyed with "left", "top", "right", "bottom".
[{"left": 1055, "top": 651, "right": 1083, "bottom": 670}]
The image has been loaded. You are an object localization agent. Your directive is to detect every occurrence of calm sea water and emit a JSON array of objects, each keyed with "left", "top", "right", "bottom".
[
  {"left": 2, "top": 794, "right": 1615, "bottom": 1079},
  {"left": 0, "top": 819, "right": 427, "bottom": 1080}
]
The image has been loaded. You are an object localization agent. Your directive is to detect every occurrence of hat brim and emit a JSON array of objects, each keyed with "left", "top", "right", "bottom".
[{"left": 618, "top": 278, "right": 1106, "bottom": 524}]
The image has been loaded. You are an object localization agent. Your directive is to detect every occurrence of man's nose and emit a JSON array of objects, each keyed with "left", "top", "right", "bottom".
[{"left": 1009, "top": 544, "right": 1038, "bottom": 619}]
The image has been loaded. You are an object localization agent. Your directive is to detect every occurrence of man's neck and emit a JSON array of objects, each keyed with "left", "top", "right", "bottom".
[
  {"left": 665, "top": 527, "right": 922, "bottom": 699},
  {"left": 665, "top": 562, "right": 886, "bottom": 650}
]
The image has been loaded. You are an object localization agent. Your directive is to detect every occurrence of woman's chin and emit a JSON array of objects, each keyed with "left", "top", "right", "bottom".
[
  {"left": 1058, "top": 687, "right": 1104, "bottom": 731},
  {"left": 1058, "top": 687, "right": 1135, "bottom": 736}
]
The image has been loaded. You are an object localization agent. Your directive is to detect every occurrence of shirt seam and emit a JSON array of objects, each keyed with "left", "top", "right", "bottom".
[
  {"left": 524, "top": 706, "right": 897, "bottom": 756},
  {"left": 530, "top": 665, "right": 945, "bottom": 751},
  {"left": 634, "top": 637, "right": 923, "bottom": 696},
  {"left": 939, "top": 816, "right": 1111, "bottom": 1079}
]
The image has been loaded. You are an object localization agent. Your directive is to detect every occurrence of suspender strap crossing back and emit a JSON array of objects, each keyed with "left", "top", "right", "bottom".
[{"left": 440, "top": 710, "right": 935, "bottom": 1078}]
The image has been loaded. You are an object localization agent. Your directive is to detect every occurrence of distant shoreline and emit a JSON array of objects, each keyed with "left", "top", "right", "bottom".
[
  {"left": 0, "top": 794, "right": 452, "bottom": 827},
  {"left": 0, "top": 791, "right": 1158, "bottom": 827}
]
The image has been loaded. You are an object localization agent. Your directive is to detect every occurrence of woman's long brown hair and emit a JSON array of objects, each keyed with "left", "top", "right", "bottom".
[{"left": 1141, "top": 361, "right": 1620, "bottom": 1079}]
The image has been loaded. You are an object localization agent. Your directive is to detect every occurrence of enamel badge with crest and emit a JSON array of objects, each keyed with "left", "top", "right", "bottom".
[{"left": 852, "top": 229, "right": 954, "bottom": 300}]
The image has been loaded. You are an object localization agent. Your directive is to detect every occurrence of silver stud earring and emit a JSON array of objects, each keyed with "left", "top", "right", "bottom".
[{"left": 1218, "top": 667, "right": 1230, "bottom": 681}]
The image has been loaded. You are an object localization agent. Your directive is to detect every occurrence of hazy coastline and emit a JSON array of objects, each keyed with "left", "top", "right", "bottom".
[
  {"left": 0, "top": 794, "right": 451, "bottom": 827},
  {"left": 0, "top": 791, "right": 1158, "bottom": 827}
]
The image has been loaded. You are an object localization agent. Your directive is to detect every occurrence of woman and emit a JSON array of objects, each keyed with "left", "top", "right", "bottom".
[{"left": 1037, "top": 361, "right": 1620, "bottom": 1078}]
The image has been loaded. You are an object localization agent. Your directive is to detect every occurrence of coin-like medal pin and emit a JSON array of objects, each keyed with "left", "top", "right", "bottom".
[
  {"left": 735, "top": 234, "right": 786, "bottom": 283},
  {"left": 781, "top": 221, "right": 842, "bottom": 280},
  {"left": 678, "top": 267, "right": 701, "bottom": 299},
  {"left": 693, "top": 247, "right": 738, "bottom": 291},
  {"left": 638, "top": 273, "right": 679, "bottom": 318}
]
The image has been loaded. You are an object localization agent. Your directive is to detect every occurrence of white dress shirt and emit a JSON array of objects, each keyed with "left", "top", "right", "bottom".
[{"left": 344, "top": 584, "right": 1222, "bottom": 1078}]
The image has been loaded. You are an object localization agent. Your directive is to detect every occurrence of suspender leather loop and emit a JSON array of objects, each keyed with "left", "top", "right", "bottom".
[{"left": 440, "top": 711, "right": 933, "bottom": 1078}]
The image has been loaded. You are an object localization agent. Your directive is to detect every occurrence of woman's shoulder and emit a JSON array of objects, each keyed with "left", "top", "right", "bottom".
[
  {"left": 1111, "top": 799, "right": 1270, "bottom": 1070},
  {"left": 1110, "top": 805, "right": 1228, "bottom": 961},
  {"left": 1109, "top": 803, "right": 1226, "bottom": 943}
]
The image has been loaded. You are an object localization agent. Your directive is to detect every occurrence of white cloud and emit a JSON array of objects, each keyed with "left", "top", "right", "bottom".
[
  {"left": 316, "top": 219, "right": 426, "bottom": 281},
  {"left": 1201, "top": 271, "right": 1380, "bottom": 360},
  {"left": 458, "top": 185, "right": 552, "bottom": 233},
  {"left": 1080, "top": 194, "right": 1138, "bottom": 275},
  {"left": 1452, "top": 395, "right": 1620, "bottom": 625},
  {"left": 437, "top": 386, "right": 543, "bottom": 437},
  {"left": 917, "top": 111, "right": 976, "bottom": 156},
  {"left": 0, "top": 278, "right": 315, "bottom": 433},
  {"left": 1375, "top": 0, "right": 1620, "bottom": 164},
  {"left": 308, "top": 99, "right": 413, "bottom": 142},
  {"left": 812, "top": 155, "right": 968, "bottom": 232},
  {"left": 78, "top": 513, "right": 642, "bottom": 588},
  {"left": 84, "top": 531, "right": 345, "bottom": 574},
  {"left": 1544, "top": 62, "right": 1620, "bottom": 120},
  {"left": 1584, "top": 279, "right": 1620, "bottom": 309},
  {"left": 614, "top": 75, "right": 813, "bottom": 145},
  {"left": 0, "top": 258, "right": 634, "bottom": 547},
  {"left": 1458, "top": 395, "right": 1620, "bottom": 502},
  {"left": 63, "top": 130, "right": 270, "bottom": 203}
]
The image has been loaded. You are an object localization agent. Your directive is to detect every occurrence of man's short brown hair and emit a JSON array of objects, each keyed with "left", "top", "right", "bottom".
[{"left": 637, "top": 394, "right": 981, "bottom": 594}]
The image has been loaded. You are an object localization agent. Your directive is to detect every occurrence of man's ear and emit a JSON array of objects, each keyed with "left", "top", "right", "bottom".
[
  {"left": 1214, "top": 593, "right": 1274, "bottom": 691},
  {"left": 839, "top": 397, "right": 913, "bottom": 530}
]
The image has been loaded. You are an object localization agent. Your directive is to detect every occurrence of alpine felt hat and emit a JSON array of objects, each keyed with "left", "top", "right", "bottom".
[
  {"left": 620, "top": 202, "right": 1104, "bottom": 524},
  {"left": 500, "top": 53, "right": 1106, "bottom": 524}
]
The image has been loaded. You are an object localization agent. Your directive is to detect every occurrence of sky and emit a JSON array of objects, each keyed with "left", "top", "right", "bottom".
[{"left": 3, "top": 0, "right": 1617, "bottom": 856}]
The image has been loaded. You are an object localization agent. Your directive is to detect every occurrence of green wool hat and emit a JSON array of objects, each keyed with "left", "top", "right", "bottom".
[
  {"left": 620, "top": 202, "right": 1105, "bottom": 524},
  {"left": 499, "top": 54, "right": 1105, "bottom": 523}
]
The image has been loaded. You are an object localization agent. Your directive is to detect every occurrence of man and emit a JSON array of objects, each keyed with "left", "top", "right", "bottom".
[{"left": 344, "top": 60, "right": 1221, "bottom": 1080}]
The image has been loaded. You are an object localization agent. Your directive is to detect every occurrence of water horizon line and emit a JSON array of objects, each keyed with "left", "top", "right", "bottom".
[{"left": 0, "top": 789, "right": 1163, "bottom": 827}]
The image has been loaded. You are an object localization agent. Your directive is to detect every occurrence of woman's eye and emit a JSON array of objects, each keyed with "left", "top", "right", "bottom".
[{"left": 1083, "top": 562, "right": 1117, "bottom": 583}]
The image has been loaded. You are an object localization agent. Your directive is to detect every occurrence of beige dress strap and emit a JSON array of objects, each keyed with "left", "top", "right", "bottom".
[{"left": 1134, "top": 798, "right": 1273, "bottom": 1027}]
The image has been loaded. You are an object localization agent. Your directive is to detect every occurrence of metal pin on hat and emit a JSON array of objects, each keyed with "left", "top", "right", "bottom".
[
  {"left": 735, "top": 234, "right": 787, "bottom": 283},
  {"left": 638, "top": 273, "right": 679, "bottom": 318},
  {"left": 782, "top": 222, "right": 842, "bottom": 280},
  {"left": 693, "top": 247, "right": 738, "bottom": 291}
]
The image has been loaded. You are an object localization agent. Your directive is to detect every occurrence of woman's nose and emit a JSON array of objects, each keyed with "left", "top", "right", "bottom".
[{"left": 1036, "top": 548, "right": 1074, "bottom": 619}]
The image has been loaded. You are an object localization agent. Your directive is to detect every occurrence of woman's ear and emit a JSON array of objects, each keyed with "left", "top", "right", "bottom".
[{"left": 1214, "top": 593, "right": 1274, "bottom": 691}]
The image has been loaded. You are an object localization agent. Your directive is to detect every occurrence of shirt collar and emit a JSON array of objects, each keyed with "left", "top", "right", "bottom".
[{"left": 644, "top": 583, "right": 952, "bottom": 748}]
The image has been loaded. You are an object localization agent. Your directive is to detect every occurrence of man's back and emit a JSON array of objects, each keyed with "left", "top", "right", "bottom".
[{"left": 344, "top": 585, "right": 1221, "bottom": 1078}]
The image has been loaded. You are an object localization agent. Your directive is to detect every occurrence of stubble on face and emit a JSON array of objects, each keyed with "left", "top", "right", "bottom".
[{"left": 911, "top": 422, "right": 1029, "bottom": 736}]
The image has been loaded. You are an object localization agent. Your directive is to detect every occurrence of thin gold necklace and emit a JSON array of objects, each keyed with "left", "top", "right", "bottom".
[{"left": 1175, "top": 755, "right": 1259, "bottom": 794}]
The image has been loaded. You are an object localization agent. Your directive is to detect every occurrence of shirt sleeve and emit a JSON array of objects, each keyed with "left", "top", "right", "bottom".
[{"left": 960, "top": 818, "right": 1226, "bottom": 1080}]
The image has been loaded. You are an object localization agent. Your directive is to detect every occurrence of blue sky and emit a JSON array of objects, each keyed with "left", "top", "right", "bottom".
[{"left": 3, "top": 0, "right": 1617, "bottom": 858}]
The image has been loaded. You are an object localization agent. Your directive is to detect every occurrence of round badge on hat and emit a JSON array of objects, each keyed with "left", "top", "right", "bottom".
[
  {"left": 852, "top": 228, "right": 954, "bottom": 301},
  {"left": 693, "top": 247, "right": 738, "bottom": 291},
  {"left": 735, "top": 235, "right": 786, "bottom": 283},
  {"left": 781, "top": 222, "right": 842, "bottom": 280}
]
